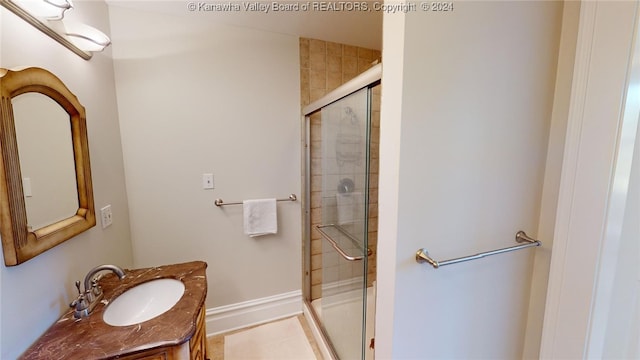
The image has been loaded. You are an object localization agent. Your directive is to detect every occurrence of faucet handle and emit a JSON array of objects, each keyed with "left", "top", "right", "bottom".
[
  {"left": 71, "top": 280, "right": 85, "bottom": 307},
  {"left": 70, "top": 293, "right": 90, "bottom": 318},
  {"left": 69, "top": 294, "right": 83, "bottom": 308},
  {"left": 70, "top": 292, "right": 87, "bottom": 309},
  {"left": 90, "top": 277, "right": 103, "bottom": 297},
  {"left": 70, "top": 280, "right": 91, "bottom": 318}
]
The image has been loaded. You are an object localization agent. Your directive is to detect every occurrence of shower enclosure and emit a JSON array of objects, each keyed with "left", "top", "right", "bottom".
[{"left": 303, "top": 64, "right": 381, "bottom": 360}]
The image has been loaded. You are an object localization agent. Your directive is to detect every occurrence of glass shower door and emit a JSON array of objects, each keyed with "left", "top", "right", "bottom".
[{"left": 317, "top": 87, "right": 370, "bottom": 359}]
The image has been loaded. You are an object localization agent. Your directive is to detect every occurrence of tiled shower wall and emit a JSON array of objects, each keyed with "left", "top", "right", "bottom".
[{"left": 300, "top": 38, "right": 381, "bottom": 300}]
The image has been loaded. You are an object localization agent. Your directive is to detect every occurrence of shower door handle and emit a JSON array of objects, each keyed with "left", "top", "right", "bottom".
[{"left": 315, "top": 224, "right": 371, "bottom": 262}]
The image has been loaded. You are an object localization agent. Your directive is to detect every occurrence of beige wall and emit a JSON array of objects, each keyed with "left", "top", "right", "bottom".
[
  {"left": 0, "top": 1, "right": 134, "bottom": 358},
  {"left": 376, "top": 2, "right": 563, "bottom": 358},
  {"left": 109, "top": 5, "right": 302, "bottom": 309},
  {"left": 300, "top": 38, "right": 380, "bottom": 300}
]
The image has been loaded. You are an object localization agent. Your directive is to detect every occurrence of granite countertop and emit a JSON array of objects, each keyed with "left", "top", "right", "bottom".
[{"left": 20, "top": 261, "right": 208, "bottom": 360}]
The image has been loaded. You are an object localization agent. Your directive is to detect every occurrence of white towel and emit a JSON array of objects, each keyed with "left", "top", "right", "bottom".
[{"left": 243, "top": 199, "right": 277, "bottom": 237}]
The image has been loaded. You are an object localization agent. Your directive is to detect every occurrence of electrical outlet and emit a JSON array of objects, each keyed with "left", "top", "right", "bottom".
[
  {"left": 100, "top": 205, "right": 113, "bottom": 228},
  {"left": 203, "top": 173, "right": 214, "bottom": 189}
]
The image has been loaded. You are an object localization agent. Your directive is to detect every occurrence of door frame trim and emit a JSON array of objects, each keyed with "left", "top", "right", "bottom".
[{"left": 540, "top": 2, "right": 640, "bottom": 357}]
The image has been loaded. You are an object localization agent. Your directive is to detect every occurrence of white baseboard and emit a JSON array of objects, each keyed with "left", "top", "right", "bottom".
[{"left": 206, "top": 290, "right": 303, "bottom": 336}]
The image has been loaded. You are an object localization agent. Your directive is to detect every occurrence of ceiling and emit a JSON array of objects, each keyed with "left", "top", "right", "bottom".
[{"left": 106, "top": 0, "right": 383, "bottom": 50}]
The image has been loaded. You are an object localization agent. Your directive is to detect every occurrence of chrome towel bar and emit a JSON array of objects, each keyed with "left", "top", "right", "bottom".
[
  {"left": 415, "top": 231, "right": 541, "bottom": 269},
  {"left": 214, "top": 194, "right": 297, "bottom": 207}
]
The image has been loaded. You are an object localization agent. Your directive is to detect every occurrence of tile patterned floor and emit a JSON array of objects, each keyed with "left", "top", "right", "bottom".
[{"left": 207, "top": 315, "right": 323, "bottom": 360}]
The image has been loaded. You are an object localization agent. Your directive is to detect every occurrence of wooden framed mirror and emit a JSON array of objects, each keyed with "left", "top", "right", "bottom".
[{"left": 0, "top": 67, "right": 95, "bottom": 266}]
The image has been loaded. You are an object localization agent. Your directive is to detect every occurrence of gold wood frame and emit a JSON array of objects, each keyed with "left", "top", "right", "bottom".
[{"left": 0, "top": 67, "right": 95, "bottom": 266}]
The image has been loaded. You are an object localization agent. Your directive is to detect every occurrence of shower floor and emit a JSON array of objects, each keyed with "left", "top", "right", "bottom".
[{"left": 310, "top": 285, "right": 375, "bottom": 360}]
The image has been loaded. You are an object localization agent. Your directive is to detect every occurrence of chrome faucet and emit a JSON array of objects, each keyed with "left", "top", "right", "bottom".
[{"left": 70, "top": 264, "right": 126, "bottom": 319}]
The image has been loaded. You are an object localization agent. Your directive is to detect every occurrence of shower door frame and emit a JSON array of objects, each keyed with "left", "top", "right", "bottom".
[{"left": 302, "top": 63, "right": 382, "bottom": 360}]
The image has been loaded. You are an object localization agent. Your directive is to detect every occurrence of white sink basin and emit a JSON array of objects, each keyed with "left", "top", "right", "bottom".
[{"left": 103, "top": 278, "right": 185, "bottom": 326}]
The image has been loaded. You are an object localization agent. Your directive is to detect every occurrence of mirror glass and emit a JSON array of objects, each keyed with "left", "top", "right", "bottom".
[{"left": 13, "top": 93, "right": 79, "bottom": 230}]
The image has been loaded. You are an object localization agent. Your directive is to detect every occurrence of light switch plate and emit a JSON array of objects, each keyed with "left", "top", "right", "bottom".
[
  {"left": 203, "top": 174, "right": 214, "bottom": 190},
  {"left": 22, "top": 177, "right": 32, "bottom": 197},
  {"left": 100, "top": 205, "right": 113, "bottom": 228}
]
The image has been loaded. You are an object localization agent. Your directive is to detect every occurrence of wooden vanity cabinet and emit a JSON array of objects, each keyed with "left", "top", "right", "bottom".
[
  {"left": 19, "top": 262, "right": 209, "bottom": 360},
  {"left": 119, "top": 307, "right": 208, "bottom": 360},
  {"left": 189, "top": 306, "right": 208, "bottom": 360},
  {"left": 119, "top": 346, "right": 187, "bottom": 360}
]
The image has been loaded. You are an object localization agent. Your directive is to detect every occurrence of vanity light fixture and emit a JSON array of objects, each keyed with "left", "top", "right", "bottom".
[
  {"left": 0, "top": 0, "right": 111, "bottom": 60},
  {"left": 64, "top": 21, "right": 111, "bottom": 52},
  {"left": 13, "top": 0, "right": 72, "bottom": 20}
]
